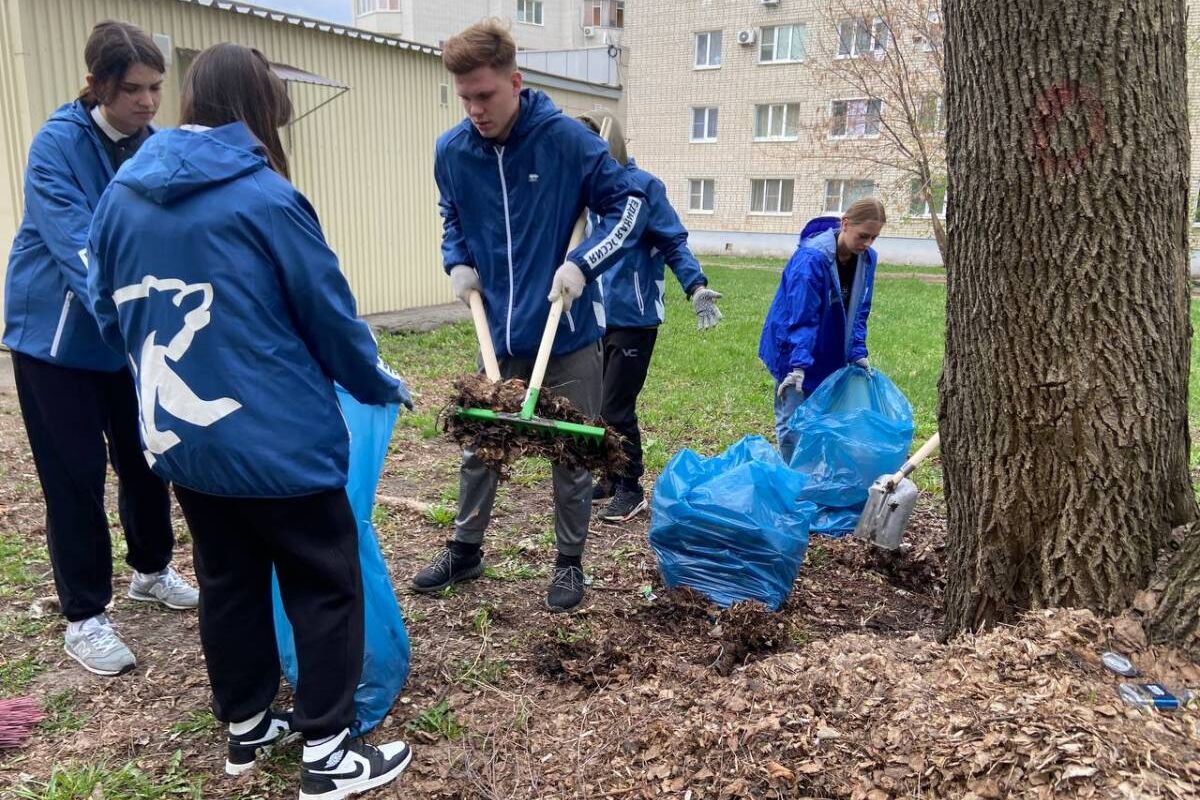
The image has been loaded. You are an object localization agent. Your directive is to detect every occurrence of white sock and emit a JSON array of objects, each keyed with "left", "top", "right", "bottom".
[
  {"left": 303, "top": 729, "right": 349, "bottom": 763},
  {"left": 229, "top": 710, "right": 266, "bottom": 735}
]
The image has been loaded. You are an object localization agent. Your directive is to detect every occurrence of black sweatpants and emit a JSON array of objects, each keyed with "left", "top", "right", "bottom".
[
  {"left": 11, "top": 352, "right": 174, "bottom": 622},
  {"left": 600, "top": 327, "right": 659, "bottom": 490},
  {"left": 173, "top": 485, "right": 363, "bottom": 739}
]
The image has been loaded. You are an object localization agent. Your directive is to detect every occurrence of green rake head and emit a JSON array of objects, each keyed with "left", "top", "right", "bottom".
[
  {"left": 456, "top": 383, "right": 606, "bottom": 444},
  {"left": 455, "top": 406, "right": 606, "bottom": 444}
]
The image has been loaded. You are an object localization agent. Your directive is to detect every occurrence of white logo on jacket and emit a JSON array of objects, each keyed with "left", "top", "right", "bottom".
[{"left": 112, "top": 276, "right": 242, "bottom": 465}]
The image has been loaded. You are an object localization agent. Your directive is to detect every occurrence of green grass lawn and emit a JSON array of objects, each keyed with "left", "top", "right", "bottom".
[{"left": 379, "top": 261, "right": 1200, "bottom": 491}]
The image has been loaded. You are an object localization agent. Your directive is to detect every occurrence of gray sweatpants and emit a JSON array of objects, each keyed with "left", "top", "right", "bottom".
[{"left": 454, "top": 341, "right": 603, "bottom": 558}]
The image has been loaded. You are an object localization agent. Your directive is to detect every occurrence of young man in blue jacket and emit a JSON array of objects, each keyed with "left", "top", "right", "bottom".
[
  {"left": 759, "top": 198, "right": 886, "bottom": 462},
  {"left": 412, "top": 19, "right": 647, "bottom": 612},
  {"left": 3, "top": 21, "right": 198, "bottom": 678},
  {"left": 576, "top": 110, "right": 724, "bottom": 523}
]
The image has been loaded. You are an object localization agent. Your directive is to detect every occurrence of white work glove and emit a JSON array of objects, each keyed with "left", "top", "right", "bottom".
[
  {"left": 547, "top": 261, "right": 587, "bottom": 311},
  {"left": 853, "top": 357, "right": 874, "bottom": 376},
  {"left": 691, "top": 286, "right": 724, "bottom": 331},
  {"left": 449, "top": 265, "right": 480, "bottom": 306},
  {"left": 777, "top": 369, "right": 805, "bottom": 399}
]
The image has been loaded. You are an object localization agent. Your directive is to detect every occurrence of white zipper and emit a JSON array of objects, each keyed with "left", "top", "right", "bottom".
[
  {"left": 633, "top": 272, "right": 646, "bottom": 317},
  {"left": 494, "top": 145, "right": 515, "bottom": 356},
  {"left": 565, "top": 309, "right": 576, "bottom": 333},
  {"left": 49, "top": 290, "right": 73, "bottom": 358}
]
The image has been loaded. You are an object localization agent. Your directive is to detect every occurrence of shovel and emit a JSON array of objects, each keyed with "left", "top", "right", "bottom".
[{"left": 852, "top": 431, "right": 940, "bottom": 550}]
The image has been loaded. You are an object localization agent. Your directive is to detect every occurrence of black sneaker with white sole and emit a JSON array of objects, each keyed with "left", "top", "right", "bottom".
[
  {"left": 226, "top": 709, "right": 300, "bottom": 775},
  {"left": 546, "top": 563, "right": 585, "bottom": 612},
  {"left": 299, "top": 732, "right": 412, "bottom": 800},
  {"left": 600, "top": 486, "right": 648, "bottom": 523}
]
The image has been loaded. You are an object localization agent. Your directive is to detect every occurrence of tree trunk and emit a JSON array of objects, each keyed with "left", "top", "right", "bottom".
[
  {"left": 1148, "top": 525, "right": 1200, "bottom": 657},
  {"left": 940, "top": 1, "right": 1195, "bottom": 637}
]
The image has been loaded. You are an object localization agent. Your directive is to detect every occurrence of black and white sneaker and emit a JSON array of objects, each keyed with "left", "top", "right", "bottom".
[
  {"left": 226, "top": 709, "right": 300, "bottom": 776},
  {"left": 299, "top": 730, "right": 412, "bottom": 800},
  {"left": 591, "top": 477, "right": 613, "bottom": 505},
  {"left": 600, "top": 486, "right": 648, "bottom": 523}
]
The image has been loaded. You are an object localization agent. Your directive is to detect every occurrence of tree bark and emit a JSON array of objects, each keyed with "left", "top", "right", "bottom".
[
  {"left": 1148, "top": 525, "right": 1200, "bottom": 657},
  {"left": 940, "top": 1, "right": 1195, "bottom": 637}
]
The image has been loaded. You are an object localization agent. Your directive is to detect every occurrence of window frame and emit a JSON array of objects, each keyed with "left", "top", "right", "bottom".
[
  {"left": 749, "top": 178, "right": 796, "bottom": 216},
  {"left": 823, "top": 178, "right": 877, "bottom": 214},
  {"left": 759, "top": 23, "right": 807, "bottom": 64},
  {"left": 694, "top": 30, "right": 723, "bottom": 69},
  {"left": 752, "top": 103, "right": 800, "bottom": 141},
  {"left": 828, "top": 97, "right": 883, "bottom": 139},
  {"left": 516, "top": 0, "right": 544, "bottom": 25},
  {"left": 908, "top": 177, "right": 947, "bottom": 218},
  {"left": 836, "top": 16, "right": 888, "bottom": 58},
  {"left": 688, "top": 179, "right": 716, "bottom": 214},
  {"left": 690, "top": 106, "right": 719, "bottom": 142}
]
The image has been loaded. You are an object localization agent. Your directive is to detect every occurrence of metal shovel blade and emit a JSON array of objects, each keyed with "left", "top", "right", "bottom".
[{"left": 852, "top": 477, "right": 919, "bottom": 550}]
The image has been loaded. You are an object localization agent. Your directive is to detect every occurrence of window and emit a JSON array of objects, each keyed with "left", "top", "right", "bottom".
[
  {"left": 836, "top": 17, "right": 889, "bottom": 57},
  {"left": 913, "top": 8, "right": 942, "bottom": 51},
  {"left": 750, "top": 179, "right": 795, "bottom": 215},
  {"left": 824, "top": 179, "right": 876, "bottom": 213},
  {"left": 517, "top": 0, "right": 543, "bottom": 25},
  {"left": 690, "top": 107, "right": 718, "bottom": 142},
  {"left": 689, "top": 179, "right": 715, "bottom": 213},
  {"left": 753, "top": 103, "right": 800, "bottom": 140},
  {"left": 355, "top": 0, "right": 400, "bottom": 13},
  {"left": 909, "top": 177, "right": 947, "bottom": 217},
  {"left": 830, "top": 98, "right": 882, "bottom": 138},
  {"left": 759, "top": 24, "right": 806, "bottom": 63},
  {"left": 695, "top": 31, "right": 722, "bottom": 68},
  {"left": 588, "top": 0, "right": 625, "bottom": 28},
  {"left": 1193, "top": 191, "right": 1200, "bottom": 225},
  {"left": 917, "top": 93, "right": 944, "bottom": 134}
]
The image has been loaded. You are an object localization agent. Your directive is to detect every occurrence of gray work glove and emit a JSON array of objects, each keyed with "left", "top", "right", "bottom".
[
  {"left": 547, "top": 261, "right": 587, "bottom": 311},
  {"left": 691, "top": 286, "right": 724, "bottom": 331},
  {"left": 853, "top": 357, "right": 874, "bottom": 376},
  {"left": 449, "top": 265, "right": 480, "bottom": 306},
  {"left": 777, "top": 369, "right": 805, "bottom": 399}
]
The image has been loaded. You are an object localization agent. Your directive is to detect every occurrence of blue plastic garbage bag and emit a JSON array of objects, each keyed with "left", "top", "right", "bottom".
[
  {"left": 649, "top": 436, "right": 815, "bottom": 610},
  {"left": 272, "top": 386, "right": 410, "bottom": 735},
  {"left": 787, "top": 367, "right": 914, "bottom": 536}
]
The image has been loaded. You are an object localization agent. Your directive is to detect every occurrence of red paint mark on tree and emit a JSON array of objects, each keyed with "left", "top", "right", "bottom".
[{"left": 1030, "top": 81, "right": 1106, "bottom": 177}]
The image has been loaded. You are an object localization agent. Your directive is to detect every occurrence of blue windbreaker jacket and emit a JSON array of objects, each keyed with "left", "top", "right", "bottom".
[
  {"left": 435, "top": 89, "right": 647, "bottom": 357},
  {"left": 87, "top": 123, "right": 409, "bottom": 498},
  {"left": 4, "top": 101, "right": 140, "bottom": 370},
  {"left": 597, "top": 160, "right": 707, "bottom": 329},
  {"left": 758, "top": 224, "right": 876, "bottom": 394}
]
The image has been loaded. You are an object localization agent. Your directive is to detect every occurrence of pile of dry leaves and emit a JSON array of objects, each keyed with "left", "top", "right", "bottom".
[{"left": 438, "top": 373, "right": 627, "bottom": 476}]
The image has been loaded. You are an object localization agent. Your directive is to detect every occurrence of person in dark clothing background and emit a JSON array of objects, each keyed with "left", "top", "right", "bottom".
[
  {"left": 576, "top": 109, "right": 724, "bottom": 523},
  {"left": 3, "top": 19, "right": 197, "bottom": 679}
]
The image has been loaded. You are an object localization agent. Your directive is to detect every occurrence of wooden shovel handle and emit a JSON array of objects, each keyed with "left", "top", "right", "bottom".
[
  {"left": 889, "top": 431, "right": 941, "bottom": 487},
  {"left": 468, "top": 290, "right": 501, "bottom": 382}
]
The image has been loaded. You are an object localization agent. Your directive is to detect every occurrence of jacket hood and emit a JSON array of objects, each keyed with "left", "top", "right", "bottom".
[{"left": 113, "top": 122, "right": 269, "bottom": 205}]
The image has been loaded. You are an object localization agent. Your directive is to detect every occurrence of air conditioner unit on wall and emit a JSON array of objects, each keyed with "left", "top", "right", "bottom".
[
  {"left": 583, "top": 25, "right": 597, "bottom": 37},
  {"left": 737, "top": 29, "right": 756, "bottom": 45},
  {"left": 761, "top": 0, "right": 780, "bottom": 6}
]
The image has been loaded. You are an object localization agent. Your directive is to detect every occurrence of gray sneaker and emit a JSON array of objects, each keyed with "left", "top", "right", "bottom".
[
  {"left": 128, "top": 566, "right": 200, "bottom": 610},
  {"left": 64, "top": 614, "right": 135, "bottom": 676}
]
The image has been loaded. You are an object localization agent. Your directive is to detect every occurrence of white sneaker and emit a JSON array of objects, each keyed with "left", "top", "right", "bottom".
[
  {"left": 128, "top": 566, "right": 199, "bottom": 610},
  {"left": 298, "top": 729, "right": 411, "bottom": 800},
  {"left": 64, "top": 614, "right": 135, "bottom": 676}
]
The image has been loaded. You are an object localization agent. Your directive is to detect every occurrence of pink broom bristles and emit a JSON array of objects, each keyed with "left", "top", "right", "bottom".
[{"left": 0, "top": 697, "right": 45, "bottom": 749}]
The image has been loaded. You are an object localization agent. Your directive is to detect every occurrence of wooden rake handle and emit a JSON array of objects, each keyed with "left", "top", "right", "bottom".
[
  {"left": 467, "top": 290, "right": 501, "bottom": 382},
  {"left": 519, "top": 114, "right": 613, "bottom": 418}
]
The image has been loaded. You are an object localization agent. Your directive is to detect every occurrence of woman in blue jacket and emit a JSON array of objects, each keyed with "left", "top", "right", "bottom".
[
  {"left": 759, "top": 198, "right": 887, "bottom": 462},
  {"left": 576, "top": 110, "right": 724, "bottom": 523},
  {"left": 3, "top": 20, "right": 198, "bottom": 679},
  {"left": 88, "top": 44, "right": 412, "bottom": 798}
]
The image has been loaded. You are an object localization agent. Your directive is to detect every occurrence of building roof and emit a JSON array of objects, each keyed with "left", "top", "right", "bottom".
[
  {"left": 171, "top": 0, "right": 622, "bottom": 97},
  {"left": 171, "top": 0, "right": 442, "bottom": 55}
]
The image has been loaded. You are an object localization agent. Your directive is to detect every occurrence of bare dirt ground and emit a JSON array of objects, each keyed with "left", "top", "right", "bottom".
[{"left": 0, "top": 381, "right": 1197, "bottom": 799}]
